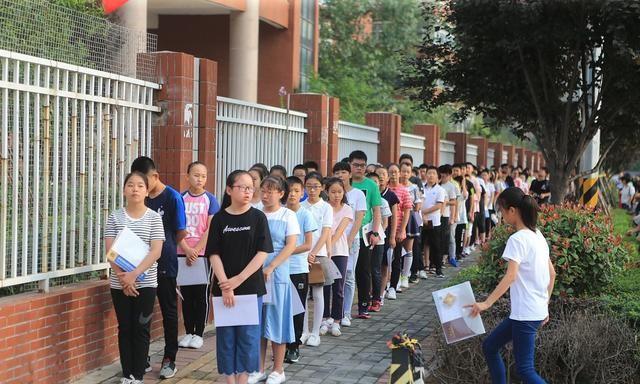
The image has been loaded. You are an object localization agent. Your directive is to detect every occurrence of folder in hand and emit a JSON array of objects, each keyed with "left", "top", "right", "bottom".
[{"left": 106, "top": 227, "right": 149, "bottom": 282}]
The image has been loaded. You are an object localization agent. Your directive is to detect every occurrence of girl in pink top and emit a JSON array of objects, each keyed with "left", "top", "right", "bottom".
[
  {"left": 177, "top": 162, "right": 220, "bottom": 349},
  {"left": 386, "top": 164, "right": 413, "bottom": 298}
]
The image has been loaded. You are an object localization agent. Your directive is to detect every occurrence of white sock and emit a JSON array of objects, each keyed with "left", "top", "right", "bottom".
[
  {"left": 311, "top": 285, "right": 324, "bottom": 336},
  {"left": 303, "top": 297, "right": 310, "bottom": 335},
  {"left": 402, "top": 252, "right": 413, "bottom": 277}
]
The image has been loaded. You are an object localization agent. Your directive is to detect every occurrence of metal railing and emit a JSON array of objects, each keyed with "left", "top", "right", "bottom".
[
  {"left": 337, "top": 121, "right": 379, "bottom": 163},
  {"left": 466, "top": 143, "right": 478, "bottom": 166},
  {"left": 215, "top": 96, "right": 307, "bottom": 198},
  {"left": 0, "top": 49, "right": 160, "bottom": 290},
  {"left": 439, "top": 139, "right": 455, "bottom": 165},
  {"left": 487, "top": 148, "right": 495, "bottom": 168},
  {"left": 514, "top": 152, "right": 520, "bottom": 167},
  {"left": 399, "top": 132, "right": 425, "bottom": 165},
  {"left": 502, "top": 150, "right": 508, "bottom": 165}
]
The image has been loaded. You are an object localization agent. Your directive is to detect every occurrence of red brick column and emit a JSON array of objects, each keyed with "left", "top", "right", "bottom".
[
  {"left": 446, "top": 132, "right": 468, "bottom": 164},
  {"left": 414, "top": 124, "right": 440, "bottom": 166},
  {"left": 197, "top": 59, "right": 218, "bottom": 192},
  {"left": 153, "top": 52, "right": 196, "bottom": 192},
  {"left": 327, "top": 97, "right": 340, "bottom": 172},
  {"left": 504, "top": 145, "right": 516, "bottom": 167},
  {"left": 488, "top": 141, "right": 504, "bottom": 168},
  {"left": 516, "top": 147, "right": 526, "bottom": 168},
  {"left": 290, "top": 93, "right": 330, "bottom": 176},
  {"left": 469, "top": 136, "right": 488, "bottom": 169},
  {"left": 366, "top": 112, "right": 401, "bottom": 165}
]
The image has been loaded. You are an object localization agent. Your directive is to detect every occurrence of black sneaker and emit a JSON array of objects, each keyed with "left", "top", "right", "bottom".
[
  {"left": 159, "top": 358, "right": 177, "bottom": 379},
  {"left": 145, "top": 356, "right": 152, "bottom": 373},
  {"left": 436, "top": 273, "right": 445, "bottom": 279},
  {"left": 409, "top": 275, "right": 419, "bottom": 284},
  {"left": 285, "top": 349, "right": 300, "bottom": 363}
]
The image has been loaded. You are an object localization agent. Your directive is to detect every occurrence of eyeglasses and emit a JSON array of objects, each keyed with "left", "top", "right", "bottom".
[
  {"left": 306, "top": 185, "right": 322, "bottom": 190},
  {"left": 232, "top": 185, "right": 255, "bottom": 193},
  {"left": 351, "top": 163, "right": 367, "bottom": 169}
]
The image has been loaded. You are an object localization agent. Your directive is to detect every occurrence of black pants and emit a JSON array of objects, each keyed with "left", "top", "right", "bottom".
[
  {"left": 423, "top": 225, "right": 443, "bottom": 275},
  {"left": 411, "top": 233, "right": 424, "bottom": 275},
  {"left": 181, "top": 284, "right": 208, "bottom": 337},
  {"left": 441, "top": 216, "right": 451, "bottom": 257},
  {"left": 158, "top": 275, "right": 179, "bottom": 362},
  {"left": 356, "top": 238, "right": 379, "bottom": 311},
  {"left": 287, "top": 273, "right": 309, "bottom": 351},
  {"left": 111, "top": 287, "right": 156, "bottom": 380},
  {"left": 390, "top": 244, "right": 403, "bottom": 289},
  {"left": 455, "top": 224, "right": 466, "bottom": 259},
  {"left": 369, "top": 245, "right": 384, "bottom": 301}
]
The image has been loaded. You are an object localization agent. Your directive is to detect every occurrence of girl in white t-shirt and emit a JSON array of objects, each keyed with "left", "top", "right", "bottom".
[{"left": 467, "top": 187, "right": 556, "bottom": 384}]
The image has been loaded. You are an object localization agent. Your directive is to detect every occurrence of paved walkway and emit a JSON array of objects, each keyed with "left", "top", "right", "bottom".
[{"left": 74, "top": 261, "right": 472, "bottom": 384}]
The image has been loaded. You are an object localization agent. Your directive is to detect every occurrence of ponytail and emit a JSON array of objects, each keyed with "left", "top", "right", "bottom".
[{"left": 496, "top": 187, "right": 539, "bottom": 231}]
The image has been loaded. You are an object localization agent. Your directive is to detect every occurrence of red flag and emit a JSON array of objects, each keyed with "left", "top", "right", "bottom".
[{"left": 102, "top": 0, "right": 129, "bottom": 14}]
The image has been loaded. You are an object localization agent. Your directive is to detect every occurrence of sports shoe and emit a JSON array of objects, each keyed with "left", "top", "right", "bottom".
[
  {"left": 387, "top": 287, "right": 397, "bottom": 300},
  {"left": 357, "top": 309, "right": 371, "bottom": 319},
  {"left": 409, "top": 275, "right": 419, "bottom": 284},
  {"left": 266, "top": 371, "right": 286, "bottom": 384},
  {"left": 369, "top": 300, "right": 381, "bottom": 312},
  {"left": 330, "top": 322, "right": 342, "bottom": 336},
  {"left": 418, "top": 270, "right": 428, "bottom": 279},
  {"left": 248, "top": 371, "right": 267, "bottom": 383},
  {"left": 306, "top": 334, "right": 321, "bottom": 347},
  {"left": 319, "top": 319, "right": 333, "bottom": 336},
  {"left": 129, "top": 377, "right": 143, "bottom": 384},
  {"left": 436, "top": 273, "right": 445, "bottom": 279},
  {"left": 448, "top": 257, "right": 459, "bottom": 267},
  {"left": 396, "top": 284, "right": 403, "bottom": 293},
  {"left": 380, "top": 297, "right": 385, "bottom": 306},
  {"left": 159, "top": 359, "right": 176, "bottom": 379},
  {"left": 178, "top": 334, "right": 193, "bottom": 348},
  {"left": 300, "top": 332, "right": 310, "bottom": 345},
  {"left": 401, "top": 276, "right": 410, "bottom": 288},
  {"left": 284, "top": 349, "right": 300, "bottom": 364},
  {"left": 120, "top": 377, "right": 132, "bottom": 384},
  {"left": 189, "top": 335, "right": 204, "bottom": 349},
  {"left": 145, "top": 357, "right": 152, "bottom": 373},
  {"left": 340, "top": 317, "right": 351, "bottom": 327}
]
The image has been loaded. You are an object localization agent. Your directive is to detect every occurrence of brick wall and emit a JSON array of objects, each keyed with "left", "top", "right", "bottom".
[{"left": 0, "top": 281, "right": 166, "bottom": 384}]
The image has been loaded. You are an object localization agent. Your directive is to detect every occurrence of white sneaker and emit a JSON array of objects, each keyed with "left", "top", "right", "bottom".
[
  {"left": 120, "top": 378, "right": 132, "bottom": 384},
  {"left": 178, "top": 334, "right": 193, "bottom": 348},
  {"left": 330, "top": 322, "right": 341, "bottom": 337},
  {"left": 300, "top": 332, "right": 310, "bottom": 345},
  {"left": 306, "top": 334, "right": 321, "bottom": 347},
  {"left": 418, "top": 271, "right": 428, "bottom": 279},
  {"left": 130, "top": 377, "right": 143, "bottom": 384},
  {"left": 380, "top": 297, "right": 385, "bottom": 306},
  {"left": 188, "top": 335, "right": 203, "bottom": 349},
  {"left": 319, "top": 319, "right": 333, "bottom": 336},
  {"left": 396, "top": 285, "right": 403, "bottom": 293},
  {"left": 266, "top": 371, "right": 286, "bottom": 384},
  {"left": 340, "top": 317, "right": 351, "bottom": 327},
  {"left": 387, "top": 288, "right": 397, "bottom": 300},
  {"left": 248, "top": 371, "right": 267, "bottom": 383},
  {"left": 401, "top": 276, "right": 410, "bottom": 289}
]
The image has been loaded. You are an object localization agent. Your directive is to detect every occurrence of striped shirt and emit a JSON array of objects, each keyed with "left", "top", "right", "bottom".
[{"left": 105, "top": 208, "right": 165, "bottom": 289}]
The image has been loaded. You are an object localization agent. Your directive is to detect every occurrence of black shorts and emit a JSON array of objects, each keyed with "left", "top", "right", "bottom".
[{"left": 474, "top": 212, "right": 486, "bottom": 234}]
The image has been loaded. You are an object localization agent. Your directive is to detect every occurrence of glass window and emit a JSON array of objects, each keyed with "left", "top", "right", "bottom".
[{"left": 299, "top": 0, "right": 316, "bottom": 91}]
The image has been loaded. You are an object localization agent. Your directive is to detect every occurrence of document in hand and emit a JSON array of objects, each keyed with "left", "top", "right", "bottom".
[
  {"left": 432, "top": 281, "right": 486, "bottom": 344},
  {"left": 177, "top": 257, "right": 209, "bottom": 286},
  {"left": 106, "top": 226, "right": 149, "bottom": 281},
  {"left": 212, "top": 294, "right": 260, "bottom": 327}
]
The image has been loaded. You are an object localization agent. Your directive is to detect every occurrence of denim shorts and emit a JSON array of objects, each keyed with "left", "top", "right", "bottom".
[{"left": 216, "top": 296, "right": 263, "bottom": 375}]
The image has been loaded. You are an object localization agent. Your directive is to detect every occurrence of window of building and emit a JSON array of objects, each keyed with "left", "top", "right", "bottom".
[{"left": 299, "top": 0, "right": 316, "bottom": 91}]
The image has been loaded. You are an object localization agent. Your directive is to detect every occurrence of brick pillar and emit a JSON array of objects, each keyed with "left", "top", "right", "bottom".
[
  {"left": 152, "top": 52, "right": 196, "bottom": 192},
  {"left": 446, "top": 132, "right": 468, "bottom": 164},
  {"left": 414, "top": 124, "right": 440, "bottom": 166},
  {"left": 290, "top": 93, "right": 330, "bottom": 176},
  {"left": 469, "top": 136, "right": 488, "bottom": 169},
  {"left": 366, "top": 112, "right": 401, "bottom": 165},
  {"left": 524, "top": 150, "right": 532, "bottom": 171},
  {"left": 198, "top": 59, "right": 218, "bottom": 192},
  {"left": 327, "top": 97, "right": 340, "bottom": 172},
  {"left": 488, "top": 141, "right": 504, "bottom": 168},
  {"left": 504, "top": 145, "right": 516, "bottom": 167},
  {"left": 516, "top": 147, "right": 526, "bottom": 168}
]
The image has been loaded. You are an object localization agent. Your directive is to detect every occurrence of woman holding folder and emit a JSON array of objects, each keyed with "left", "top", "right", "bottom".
[
  {"left": 105, "top": 171, "right": 165, "bottom": 384},
  {"left": 206, "top": 170, "right": 274, "bottom": 384}
]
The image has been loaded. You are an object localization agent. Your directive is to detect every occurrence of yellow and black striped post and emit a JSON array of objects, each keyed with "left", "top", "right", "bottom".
[{"left": 580, "top": 176, "right": 598, "bottom": 208}]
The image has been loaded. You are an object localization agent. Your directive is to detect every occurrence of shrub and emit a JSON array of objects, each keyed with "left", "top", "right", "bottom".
[
  {"left": 475, "top": 204, "right": 630, "bottom": 297},
  {"left": 430, "top": 298, "right": 640, "bottom": 384}
]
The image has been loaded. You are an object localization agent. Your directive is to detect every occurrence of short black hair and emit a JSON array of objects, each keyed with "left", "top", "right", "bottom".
[
  {"left": 340, "top": 157, "right": 350, "bottom": 163},
  {"left": 438, "top": 164, "right": 452, "bottom": 175},
  {"left": 187, "top": 161, "right": 206, "bottom": 173},
  {"left": 131, "top": 156, "right": 157, "bottom": 174},
  {"left": 293, "top": 164, "right": 307, "bottom": 173},
  {"left": 251, "top": 163, "right": 269, "bottom": 176},
  {"left": 419, "top": 163, "right": 429, "bottom": 170},
  {"left": 366, "top": 172, "right": 380, "bottom": 180},
  {"left": 270, "top": 164, "right": 287, "bottom": 177},
  {"left": 332, "top": 161, "right": 351, "bottom": 174},
  {"left": 540, "top": 167, "right": 548, "bottom": 174},
  {"left": 426, "top": 165, "right": 439, "bottom": 172},
  {"left": 303, "top": 160, "right": 319, "bottom": 170},
  {"left": 452, "top": 163, "right": 461, "bottom": 169},
  {"left": 399, "top": 153, "right": 414, "bottom": 165},
  {"left": 286, "top": 175, "right": 304, "bottom": 189},
  {"left": 348, "top": 150, "right": 367, "bottom": 163}
]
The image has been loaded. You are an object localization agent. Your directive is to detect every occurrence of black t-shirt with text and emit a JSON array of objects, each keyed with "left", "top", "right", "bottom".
[
  {"left": 530, "top": 179, "right": 550, "bottom": 204},
  {"left": 205, "top": 207, "right": 274, "bottom": 297}
]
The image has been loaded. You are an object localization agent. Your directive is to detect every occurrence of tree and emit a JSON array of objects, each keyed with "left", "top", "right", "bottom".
[{"left": 404, "top": 0, "right": 640, "bottom": 203}]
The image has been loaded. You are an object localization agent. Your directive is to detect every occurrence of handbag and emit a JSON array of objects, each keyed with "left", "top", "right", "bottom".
[{"left": 308, "top": 261, "right": 326, "bottom": 285}]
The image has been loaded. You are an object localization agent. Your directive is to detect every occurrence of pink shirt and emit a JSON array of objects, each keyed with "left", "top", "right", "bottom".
[
  {"left": 331, "top": 204, "right": 353, "bottom": 256},
  {"left": 389, "top": 185, "right": 412, "bottom": 237},
  {"left": 178, "top": 191, "right": 220, "bottom": 255}
]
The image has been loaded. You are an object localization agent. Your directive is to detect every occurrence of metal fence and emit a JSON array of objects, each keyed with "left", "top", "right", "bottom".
[
  {"left": 338, "top": 121, "right": 379, "bottom": 164},
  {"left": 502, "top": 150, "right": 508, "bottom": 165},
  {"left": 399, "top": 133, "right": 425, "bottom": 165},
  {"left": 466, "top": 143, "right": 478, "bottom": 166},
  {"left": 0, "top": 49, "right": 160, "bottom": 290},
  {"left": 215, "top": 96, "right": 307, "bottom": 198},
  {"left": 487, "top": 148, "right": 495, "bottom": 168},
  {"left": 439, "top": 139, "right": 455, "bottom": 165},
  {"left": 514, "top": 152, "right": 520, "bottom": 167},
  {"left": 0, "top": 0, "right": 157, "bottom": 82}
]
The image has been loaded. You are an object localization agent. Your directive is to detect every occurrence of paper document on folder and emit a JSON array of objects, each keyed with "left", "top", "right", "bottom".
[
  {"left": 106, "top": 227, "right": 149, "bottom": 281},
  {"left": 212, "top": 294, "right": 260, "bottom": 327}
]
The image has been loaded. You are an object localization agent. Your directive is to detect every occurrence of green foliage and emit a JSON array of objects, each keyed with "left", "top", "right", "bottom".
[{"left": 476, "top": 204, "right": 629, "bottom": 297}]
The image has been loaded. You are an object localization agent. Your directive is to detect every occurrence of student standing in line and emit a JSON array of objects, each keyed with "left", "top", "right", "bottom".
[
  {"left": 438, "top": 165, "right": 458, "bottom": 268},
  {"left": 322, "top": 177, "right": 353, "bottom": 336},
  {"left": 375, "top": 166, "right": 398, "bottom": 305},
  {"left": 269, "top": 165, "right": 288, "bottom": 180},
  {"left": 332, "top": 161, "right": 366, "bottom": 326},
  {"left": 284, "top": 176, "right": 317, "bottom": 364},
  {"left": 207, "top": 170, "right": 273, "bottom": 384},
  {"left": 291, "top": 165, "right": 309, "bottom": 202},
  {"left": 302, "top": 172, "right": 333, "bottom": 346},
  {"left": 386, "top": 164, "right": 412, "bottom": 298},
  {"left": 421, "top": 166, "right": 446, "bottom": 278},
  {"left": 467, "top": 187, "right": 556, "bottom": 384},
  {"left": 399, "top": 162, "right": 421, "bottom": 287},
  {"left": 105, "top": 172, "right": 165, "bottom": 384},
  {"left": 249, "top": 166, "right": 268, "bottom": 207},
  {"left": 177, "top": 162, "right": 220, "bottom": 350},
  {"left": 130, "top": 157, "right": 186, "bottom": 379},
  {"left": 365, "top": 172, "right": 391, "bottom": 312}
]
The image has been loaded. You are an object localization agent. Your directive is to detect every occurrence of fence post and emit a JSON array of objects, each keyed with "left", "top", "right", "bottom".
[
  {"left": 290, "top": 93, "right": 330, "bottom": 175},
  {"left": 446, "top": 132, "right": 468, "bottom": 164},
  {"left": 414, "top": 124, "right": 440, "bottom": 166},
  {"left": 504, "top": 145, "right": 516, "bottom": 168},
  {"left": 327, "top": 97, "right": 340, "bottom": 172},
  {"left": 197, "top": 59, "right": 218, "bottom": 193},
  {"left": 366, "top": 112, "right": 400, "bottom": 165},
  {"left": 516, "top": 147, "right": 526, "bottom": 168},
  {"left": 469, "top": 136, "right": 488, "bottom": 169},
  {"left": 488, "top": 141, "right": 504, "bottom": 168}
]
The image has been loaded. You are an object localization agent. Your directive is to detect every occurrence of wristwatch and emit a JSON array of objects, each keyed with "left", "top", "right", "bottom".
[{"left": 370, "top": 231, "right": 380, "bottom": 237}]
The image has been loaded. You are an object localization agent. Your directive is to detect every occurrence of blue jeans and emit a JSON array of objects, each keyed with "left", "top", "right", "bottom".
[{"left": 482, "top": 318, "right": 546, "bottom": 384}]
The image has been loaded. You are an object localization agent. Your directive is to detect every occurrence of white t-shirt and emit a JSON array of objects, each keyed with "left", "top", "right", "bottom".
[
  {"left": 621, "top": 184, "right": 636, "bottom": 206},
  {"left": 345, "top": 188, "right": 367, "bottom": 240},
  {"left": 301, "top": 199, "right": 333, "bottom": 257},
  {"left": 502, "top": 229, "right": 551, "bottom": 321},
  {"left": 440, "top": 181, "right": 457, "bottom": 218},
  {"left": 422, "top": 184, "right": 446, "bottom": 226},
  {"left": 485, "top": 182, "right": 496, "bottom": 211}
]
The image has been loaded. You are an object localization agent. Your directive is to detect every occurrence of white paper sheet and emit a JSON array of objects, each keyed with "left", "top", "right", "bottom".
[
  {"left": 177, "top": 257, "right": 209, "bottom": 286},
  {"left": 432, "top": 281, "right": 486, "bottom": 344},
  {"left": 290, "top": 281, "right": 305, "bottom": 316},
  {"left": 212, "top": 294, "right": 260, "bottom": 327},
  {"left": 263, "top": 277, "right": 274, "bottom": 305}
]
